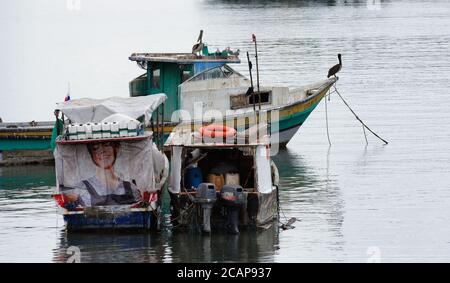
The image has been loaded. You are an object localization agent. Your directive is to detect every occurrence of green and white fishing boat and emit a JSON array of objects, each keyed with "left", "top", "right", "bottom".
[{"left": 129, "top": 32, "right": 337, "bottom": 147}]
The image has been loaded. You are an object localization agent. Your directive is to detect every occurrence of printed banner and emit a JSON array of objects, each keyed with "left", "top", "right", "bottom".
[{"left": 54, "top": 139, "right": 157, "bottom": 207}]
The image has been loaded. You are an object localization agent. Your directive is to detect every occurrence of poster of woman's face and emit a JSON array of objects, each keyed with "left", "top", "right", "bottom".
[
  {"left": 87, "top": 142, "right": 119, "bottom": 169},
  {"left": 54, "top": 139, "right": 156, "bottom": 207}
]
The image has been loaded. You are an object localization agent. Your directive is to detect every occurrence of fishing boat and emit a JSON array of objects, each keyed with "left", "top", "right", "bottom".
[
  {"left": 0, "top": 33, "right": 336, "bottom": 153},
  {"left": 129, "top": 32, "right": 337, "bottom": 147},
  {"left": 52, "top": 95, "right": 169, "bottom": 231},
  {"left": 164, "top": 123, "right": 279, "bottom": 234}
]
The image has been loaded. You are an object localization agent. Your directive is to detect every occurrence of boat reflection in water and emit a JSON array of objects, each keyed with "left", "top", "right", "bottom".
[
  {"left": 166, "top": 224, "right": 279, "bottom": 262},
  {"left": 53, "top": 224, "right": 279, "bottom": 263},
  {"left": 54, "top": 231, "right": 168, "bottom": 263},
  {"left": 0, "top": 164, "right": 55, "bottom": 190}
]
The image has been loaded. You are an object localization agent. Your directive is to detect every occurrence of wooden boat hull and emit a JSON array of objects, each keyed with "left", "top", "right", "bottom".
[
  {"left": 62, "top": 207, "right": 158, "bottom": 232},
  {"left": 156, "top": 79, "right": 334, "bottom": 147}
]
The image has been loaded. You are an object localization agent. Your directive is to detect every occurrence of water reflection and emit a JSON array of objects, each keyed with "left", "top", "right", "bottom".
[
  {"left": 273, "top": 148, "right": 345, "bottom": 261},
  {"left": 0, "top": 163, "right": 279, "bottom": 263},
  {"left": 0, "top": 164, "right": 55, "bottom": 190},
  {"left": 167, "top": 226, "right": 279, "bottom": 262},
  {"left": 273, "top": 149, "right": 321, "bottom": 190},
  {"left": 54, "top": 231, "right": 168, "bottom": 263},
  {"left": 53, "top": 225, "right": 279, "bottom": 263},
  {"left": 0, "top": 165, "right": 59, "bottom": 262}
]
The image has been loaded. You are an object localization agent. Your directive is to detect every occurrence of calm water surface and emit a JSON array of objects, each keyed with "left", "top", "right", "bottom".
[{"left": 1, "top": 0, "right": 450, "bottom": 262}]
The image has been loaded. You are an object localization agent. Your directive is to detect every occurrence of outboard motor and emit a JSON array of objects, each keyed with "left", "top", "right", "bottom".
[
  {"left": 220, "top": 185, "right": 247, "bottom": 234},
  {"left": 195, "top": 183, "right": 217, "bottom": 233}
]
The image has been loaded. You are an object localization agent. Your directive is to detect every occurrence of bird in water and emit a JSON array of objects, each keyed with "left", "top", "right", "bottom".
[
  {"left": 192, "top": 30, "right": 204, "bottom": 55},
  {"left": 327, "top": 53, "right": 342, "bottom": 78}
]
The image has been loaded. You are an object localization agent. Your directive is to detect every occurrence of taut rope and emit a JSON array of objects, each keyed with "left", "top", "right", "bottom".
[{"left": 327, "top": 84, "right": 389, "bottom": 145}]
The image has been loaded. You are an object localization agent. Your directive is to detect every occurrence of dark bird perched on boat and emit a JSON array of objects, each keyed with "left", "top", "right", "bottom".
[
  {"left": 192, "top": 30, "right": 204, "bottom": 55},
  {"left": 327, "top": 53, "right": 342, "bottom": 78}
]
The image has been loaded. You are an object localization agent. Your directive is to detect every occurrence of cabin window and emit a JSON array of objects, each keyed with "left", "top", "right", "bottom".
[
  {"left": 191, "top": 67, "right": 224, "bottom": 81},
  {"left": 211, "top": 68, "right": 225, "bottom": 79},
  {"left": 152, "top": 69, "right": 161, "bottom": 89},
  {"left": 230, "top": 91, "right": 272, "bottom": 110},
  {"left": 221, "top": 65, "right": 233, "bottom": 77},
  {"left": 181, "top": 70, "right": 191, "bottom": 82},
  {"left": 189, "top": 65, "right": 243, "bottom": 82},
  {"left": 249, "top": 91, "right": 270, "bottom": 104}
]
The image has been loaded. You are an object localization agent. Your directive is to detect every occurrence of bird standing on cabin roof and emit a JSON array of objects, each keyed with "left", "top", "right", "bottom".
[
  {"left": 192, "top": 30, "right": 204, "bottom": 55},
  {"left": 327, "top": 53, "right": 342, "bottom": 78}
]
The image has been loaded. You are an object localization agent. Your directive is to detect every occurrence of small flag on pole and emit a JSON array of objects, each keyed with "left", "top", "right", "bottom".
[
  {"left": 252, "top": 34, "right": 256, "bottom": 42},
  {"left": 65, "top": 82, "right": 71, "bottom": 101}
]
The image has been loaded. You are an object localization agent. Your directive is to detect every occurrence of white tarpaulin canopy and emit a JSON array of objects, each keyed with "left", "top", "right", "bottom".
[{"left": 56, "top": 94, "right": 167, "bottom": 124}]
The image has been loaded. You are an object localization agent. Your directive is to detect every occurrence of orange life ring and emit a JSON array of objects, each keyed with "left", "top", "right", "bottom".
[{"left": 199, "top": 124, "right": 236, "bottom": 138}]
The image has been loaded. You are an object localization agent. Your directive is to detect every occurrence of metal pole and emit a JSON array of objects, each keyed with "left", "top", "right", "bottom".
[
  {"left": 161, "top": 103, "right": 164, "bottom": 149},
  {"left": 246, "top": 51, "right": 255, "bottom": 111},
  {"left": 252, "top": 34, "right": 261, "bottom": 110},
  {"left": 156, "top": 106, "right": 160, "bottom": 150}
]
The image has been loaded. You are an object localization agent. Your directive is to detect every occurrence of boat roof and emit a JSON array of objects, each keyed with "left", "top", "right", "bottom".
[
  {"left": 129, "top": 53, "right": 240, "bottom": 64},
  {"left": 56, "top": 94, "right": 167, "bottom": 125}
]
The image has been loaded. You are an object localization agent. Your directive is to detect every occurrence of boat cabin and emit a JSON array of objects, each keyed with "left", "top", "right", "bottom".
[
  {"left": 164, "top": 127, "right": 279, "bottom": 233},
  {"left": 128, "top": 36, "right": 337, "bottom": 148},
  {"left": 129, "top": 46, "right": 240, "bottom": 122}
]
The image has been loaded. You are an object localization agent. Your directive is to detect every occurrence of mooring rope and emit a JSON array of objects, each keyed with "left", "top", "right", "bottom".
[
  {"left": 325, "top": 89, "right": 332, "bottom": 146},
  {"left": 279, "top": 203, "right": 289, "bottom": 223},
  {"left": 276, "top": 186, "right": 298, "bottom": 230},
  {"left": 362, "top": 124, "right": 368, "bottom": 145},
  {"left": 330, "top": 84, "right": 389, "bottom": 145}
]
